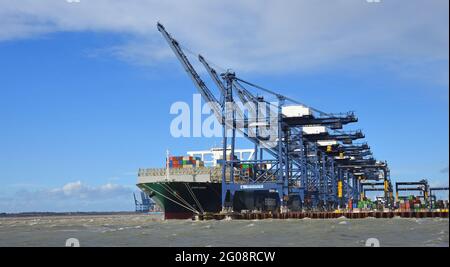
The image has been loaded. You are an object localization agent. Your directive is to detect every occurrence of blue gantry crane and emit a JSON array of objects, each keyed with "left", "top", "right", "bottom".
[
  {"left": 157, "top": 22, "right": 394, "bottom": 212},
  {"left": 134, "top": 192, "right": 158, "bottom": 213}
]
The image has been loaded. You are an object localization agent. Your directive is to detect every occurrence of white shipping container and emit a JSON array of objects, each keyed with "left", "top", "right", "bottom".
[
  {"left": 281, "top": 105, "right": 312, "bottom": 118},
  {"left": 335, "top": 155, "right": 350, "bottom": 159},
  {"left": 317, "top": 140, "right": 338, "bottom": 146},
  {"left": 302, "top": 126, "right": 327, "bottom": 135}
]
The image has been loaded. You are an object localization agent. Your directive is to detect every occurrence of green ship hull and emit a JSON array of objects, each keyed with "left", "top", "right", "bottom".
[{"left": 137, "top": 182, "right": 222, "bottom": 219}]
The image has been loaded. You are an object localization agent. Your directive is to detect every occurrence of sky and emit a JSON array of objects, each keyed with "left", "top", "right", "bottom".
[{"left": 0, "top": 0, "right": 448, "bottom": 212}]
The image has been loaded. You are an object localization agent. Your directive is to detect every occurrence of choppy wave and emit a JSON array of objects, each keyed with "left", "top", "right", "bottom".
[{"left": 0, "top": 214, "right": 448, "bottom": 247}]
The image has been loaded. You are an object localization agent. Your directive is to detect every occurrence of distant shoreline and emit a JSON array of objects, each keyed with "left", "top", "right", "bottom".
[{"left": 0, "top": 211, "right": 143, "bottom": 218}]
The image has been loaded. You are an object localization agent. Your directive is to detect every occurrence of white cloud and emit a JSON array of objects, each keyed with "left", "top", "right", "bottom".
[
  {"left": 0, "top": 0, "right": 447, "bottom": 81},
  {"left": 0, "top": 181, "right": 134, "bottom": 212},
  {"left": 44, "top": 180, "right": 132, "bottom": 199}
]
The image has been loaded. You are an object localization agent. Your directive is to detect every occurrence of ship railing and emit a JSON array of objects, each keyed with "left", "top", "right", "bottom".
[{"left": 138, "top": 167, "right": 220, "bottom": 177}]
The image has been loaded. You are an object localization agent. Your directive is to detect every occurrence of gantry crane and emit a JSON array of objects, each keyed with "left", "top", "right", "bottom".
[
  {"left": 395, "top": 179, "right": 429, "bottom": 207},
  {"left": 157, "top": 22, "right": 392, "bottom": 212}
]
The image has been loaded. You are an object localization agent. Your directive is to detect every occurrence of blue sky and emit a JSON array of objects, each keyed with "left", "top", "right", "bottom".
[{"left": 0, "top": 0, "right": 448, "bottom": 212}]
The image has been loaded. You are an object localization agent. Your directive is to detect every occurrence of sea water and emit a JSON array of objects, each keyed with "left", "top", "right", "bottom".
[{"left": 0, "top": 214, "right": 447, "bottom": 247}]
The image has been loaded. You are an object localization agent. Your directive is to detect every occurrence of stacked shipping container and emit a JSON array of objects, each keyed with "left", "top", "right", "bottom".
[
  {"left": 398, "top": 196, "right": 427, "bottom": 212},
  {"left": 168, "top": 156, "right": 205, "bottom": 168}
]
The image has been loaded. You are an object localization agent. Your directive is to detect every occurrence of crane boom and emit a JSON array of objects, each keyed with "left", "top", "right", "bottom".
[
  {"left": 234, "top": 80, "right": 260, "bottom": 104},
  {"left": 157, "top": 23, "right": 223, "bottom": 123},
  {"left": 198, "top": 55, "right": 226, "bottom": 96},
  {"left": 198, "top": 54, "right": 272, "bottom": 143}
]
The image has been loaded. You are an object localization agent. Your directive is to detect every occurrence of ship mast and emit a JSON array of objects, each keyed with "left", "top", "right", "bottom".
[{"left": 166, "top": 149, "right": 170, "bottom": 181}]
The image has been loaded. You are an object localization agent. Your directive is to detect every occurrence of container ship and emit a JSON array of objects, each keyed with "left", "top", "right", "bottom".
[{"left": 137, "top": 148, "right": 280, "bottom": 219}]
